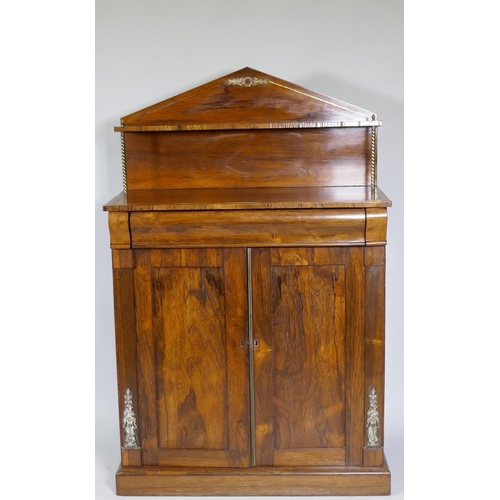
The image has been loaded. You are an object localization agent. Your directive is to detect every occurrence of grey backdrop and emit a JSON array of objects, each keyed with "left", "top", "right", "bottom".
[{"left": 95, "top": 1, "right": 403, "bottom": 497}]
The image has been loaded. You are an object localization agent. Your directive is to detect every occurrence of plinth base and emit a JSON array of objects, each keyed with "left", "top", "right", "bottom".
[{"left": 116, "top": 455, "right": 391, "bottom": 496}]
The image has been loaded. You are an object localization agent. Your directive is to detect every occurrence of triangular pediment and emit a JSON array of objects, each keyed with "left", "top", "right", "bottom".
[{"left": 116, "top": 68, "right": 379, "bottom": 131}]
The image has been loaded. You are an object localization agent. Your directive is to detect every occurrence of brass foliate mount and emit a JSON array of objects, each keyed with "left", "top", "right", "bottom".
[
  {"left": 366, "top": 387, "right": 381, "bottom": 447},
  {"left": 226, "top": 76, "right": 269, "bottom": 87},
  {"left": 123, "top": 388, "right": 140, "bottom": 449}
]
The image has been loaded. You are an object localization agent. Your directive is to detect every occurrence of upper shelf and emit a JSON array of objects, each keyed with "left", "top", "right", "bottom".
[
  {"left": 103, "top": 186, "right": 392, "bottom": 212},
  {"left": 114, "top": 67, "right": 381, "bottom": 132}
]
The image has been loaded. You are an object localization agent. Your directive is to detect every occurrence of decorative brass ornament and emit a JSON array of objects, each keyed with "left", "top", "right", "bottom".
[
  {"left": 121, "top": 120, "right": 127, "bottom": 194},
  {"left": 123, "top": 388, "right": 139, "bottom": 448},
  {"left": 366, "top": 387, "right": 381, "bottom": 447},
  {"left": 226, "top": 77, "right": 269, "bottom": 87},
  {"left": 370, "top": 122, "right": 377, "bottom": 192}
]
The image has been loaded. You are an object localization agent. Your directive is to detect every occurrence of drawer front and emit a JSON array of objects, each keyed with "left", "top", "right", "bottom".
[{"left": 130, "top": 209, "right": 366, "bottom": 248}]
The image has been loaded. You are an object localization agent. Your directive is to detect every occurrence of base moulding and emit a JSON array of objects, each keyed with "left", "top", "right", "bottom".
[{"left": 116, "top": 456, "right": 391, "bottom": 496}]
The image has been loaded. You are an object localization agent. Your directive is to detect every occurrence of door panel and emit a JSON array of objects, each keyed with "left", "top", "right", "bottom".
[
  {"left": 154, "top": 266, "right": 228, "bottom": 450},
  {"left": 134, "top": 248, "right": 250, "bottom": 467},
  {"left": 271, "top": 264, "right": 346, "bottom": 450},
  {"left": 252, "top": 247, "right": 348, "bottom": 466}
]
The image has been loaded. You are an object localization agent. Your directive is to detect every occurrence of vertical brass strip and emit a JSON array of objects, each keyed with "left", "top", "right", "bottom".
[
  {"left": 121, "top": 121, "right": 127, "bottom": 194},
  {"left": 247, "top": 248, "right": 256, "bottom": 466},
  {"left": 370, "top": 125, "right": 377, "bottom": 194}
]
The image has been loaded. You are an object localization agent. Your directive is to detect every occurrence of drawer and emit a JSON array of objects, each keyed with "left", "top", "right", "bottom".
[{"left": 130, "top": 209, "right": 366, "bottom": 248}]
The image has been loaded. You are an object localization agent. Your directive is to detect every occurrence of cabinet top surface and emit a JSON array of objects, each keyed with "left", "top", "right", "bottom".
[
  {"left": 114, "top": 67, "right": 380, "bottom": 132},
  {"left": 103, "top": 186, "right": 392, "bottom": 212}
]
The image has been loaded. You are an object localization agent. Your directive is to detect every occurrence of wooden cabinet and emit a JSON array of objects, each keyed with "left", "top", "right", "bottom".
[{"left": 104, "top": 68, "right": 392, "bottom": 495}]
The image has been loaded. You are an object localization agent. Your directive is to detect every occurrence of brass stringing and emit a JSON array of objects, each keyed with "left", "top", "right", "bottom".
[{"left": 226, "top": 77, "right": 269, "bottom": 87}]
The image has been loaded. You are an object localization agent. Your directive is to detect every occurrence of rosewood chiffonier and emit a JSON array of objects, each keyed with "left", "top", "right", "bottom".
[{"left": 103, "top": 68, "right": 392, "bottom": 496}]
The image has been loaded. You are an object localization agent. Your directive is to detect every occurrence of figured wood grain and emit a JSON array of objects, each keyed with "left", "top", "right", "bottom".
[
  {"left": 106, "top": 67, "right": 392, "bottom": 493},
  {"left": 150, "top": 248, "right": 222, "bottom": 268},
  {"left": 117, "top": 67, "right": 376, "bottom": 129},
  {"left": 130, "top": 209, "right": 366, "bottom": 248},
  {"left": 117, "top": 122, "right": 381, "bottom": 131},
  {"left": 271, "top": 264, "right": 346, "bottom": 452},
  {"left": 108, "top": 212, "right": 131, "bottom": 249},
  {"left": 112, "top": 249, "right": 133, "bottom": 269},
  {"left": 113, "top": 264, "right": 139, "bottom": 457},
  {"left": 365, "top": 209, "right": 388, "bottom": 246},
  {"left": 223, "top": 248, "right": 251, "bottom": 467},
  {"left": 103, "top": 186, "right": 392, "bottom": 212},
  {"left": 112, "top": 250, "right": 121, "bottom": 269},
  {"left": 363, "top": 446, "right": 384, "bottom": 467},
  {"left": 133, "top": 251, "right": 159, "bottom": 465},
  {"left": 122, "top": 449, "right": 142, "bottom": 467},
  {"left": 159, "top": 449, "right": 230, "bottom": 467},
  {"left": 153, "top": 266, "right": 228, "bottom": 451},
  {"left": 253, "top": 248, "right": 352, "bottom": 467},
  {"left": 345, "top": 247, "right": 365, "bottom": 465},
  {"left": 270, "top": 247, "right": 346, "bottom": 267},
  {"left": 364, "top": 247, "right": 386, "bottom": 267},
  {"left": 364, "top": 247, "right": 386, "bottom": 460},
  {"left": 124, "top": 128, "right": 371, "bottom": 190},
  {"left": 116, "top": 459, "right": 391, "bottom": 496},
  {"left": 251, "top": 248, "right": 274, "bottom": 466},
  {"left": 142, "top": 248, "right": 250, "bottom": 468},
  {"left": 274, "top": 448, "right": 346, "bottom": 467}
]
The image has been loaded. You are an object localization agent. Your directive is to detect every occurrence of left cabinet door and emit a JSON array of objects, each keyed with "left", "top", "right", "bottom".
[{"left": 130, "top": 248, "right": 250, "bottom": 467}]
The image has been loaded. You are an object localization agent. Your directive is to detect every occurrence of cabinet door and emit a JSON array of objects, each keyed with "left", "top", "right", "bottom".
[
  {"left": 134, "top": 248, "right": 250, "bottom": 467},
  {"left": 251, "top": 247, "right": 365, "bottom": 467}
]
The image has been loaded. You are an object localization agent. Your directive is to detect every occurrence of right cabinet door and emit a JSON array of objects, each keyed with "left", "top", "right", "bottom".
[{"left": 251, "top": 247, "right": 366, "bottom": 467}]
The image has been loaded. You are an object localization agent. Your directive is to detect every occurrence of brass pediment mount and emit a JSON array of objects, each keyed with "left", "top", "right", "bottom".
[{"left": 226, "top": 76, "right": 269, "bottom": 87}]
